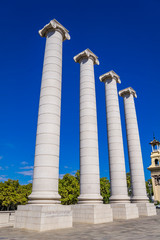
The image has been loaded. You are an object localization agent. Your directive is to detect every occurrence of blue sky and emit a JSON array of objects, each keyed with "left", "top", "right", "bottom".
[{"left": 0, "top": 0, "right": 160, "bottom": 184}]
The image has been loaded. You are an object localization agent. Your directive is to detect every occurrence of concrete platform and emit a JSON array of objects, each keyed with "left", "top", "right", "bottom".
[
  {"left": 72, "top": 204, "right": 113, "bottom": 224},
  {"left": 111, "top": 203, "right": 139, "bottom": 220},
  {"left": 14, "top": 204, "right": 72, "bottom": 231},
  {"left": 1, "top": 209, "right": 160, "bottom": 240}
]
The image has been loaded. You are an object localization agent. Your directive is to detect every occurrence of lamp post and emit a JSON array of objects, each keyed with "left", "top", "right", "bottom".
[
  {"left": 128, "top": 186, "right": 133, "bottom": 197},
  {"left": 148, "top": 181, "right": 153, "bottom": 202}
]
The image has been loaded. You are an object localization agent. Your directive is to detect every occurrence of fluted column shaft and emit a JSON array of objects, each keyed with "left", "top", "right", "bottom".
[
  {"left": 120, "top": 88, "right": 148, "bottom": 202},
  {"left": 74, "top": 49, "right": 102, "bottom": 204},
  {"left": 29, "top": 20, "right": 70, "bottom": 204},
  {"left": 100, "top": 71, "right": 129, "bottom": 203}
]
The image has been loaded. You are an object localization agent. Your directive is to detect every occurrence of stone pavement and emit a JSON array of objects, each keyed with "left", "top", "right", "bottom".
[{"left": 0, "top": 210, "right": 160, "bottom": 240}]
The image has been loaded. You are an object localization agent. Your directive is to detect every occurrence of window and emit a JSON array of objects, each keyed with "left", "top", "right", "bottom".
[
  {"left": 153, "top": 175, "right": 160, "bottom": 185},
  {"left": 153, "top": 145, "right": 157, "bottom": 151},
  {"left": 155, "top": 159, "right": 159, "bottom": 166}
]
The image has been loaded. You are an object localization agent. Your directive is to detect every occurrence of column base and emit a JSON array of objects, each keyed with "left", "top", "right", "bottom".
[
  {"left": 136, "top": 203, "right": 157, "bottom": 216},
  {"left": 14, "top": 204, "right": 72, "bottom": 232},
  {"left": 28, "top": 199, "right": 60, "bottom": 204},
  {"left": 111, "top": 203, "right": 139, "bottom": 220},
  {"left": 78, "top": 194, "right": 103, "bottom": 204},
  {"left": 131, "top": 196, "right": 149, "bottom": 203},
  {"left": 72, "top": 204, "right": 113, "bottom": 224},
  {"left": 28, "top": 192, "right": 61, "bottom": 204},
  {"left": 109, "top": 195, "right": 130, "bottom": 204}
]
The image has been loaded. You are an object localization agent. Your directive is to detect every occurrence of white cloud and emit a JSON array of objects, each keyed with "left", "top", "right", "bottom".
[
  {"left": 0, "top": 175, "right": 8, "bottom": 181},
  {"left": 21, "top": 161, "right": 28, "bottom": 165},
  {"left": 70, "top": 170, "right": 77, "bottom": 175},
  {"left": 28, "top": 180, "right": 32, "bottom": 183},
  {"left": 59, "top": 170, "right": 77, "bottom": 179},
  {"left": 17, "top": 170, "right": 33, "bottom": 176},
  {"left": 64, "top": 166, "right": 72, "bottom": 169},
  {"left": 59, "top": 174, "right": 65, "bottom": 179},
  {"left": 20, "top": 166, "right": 33, "bottom": 170}
]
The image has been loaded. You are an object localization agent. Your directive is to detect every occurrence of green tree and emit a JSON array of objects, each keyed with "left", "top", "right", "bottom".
[
  {"left": 0, "top": 179, "right": 20, "bottom": 210},
  {"left": 126, "top": 173, "right": 153, "bottom": 200},
  {"left": 0, "top": 182, "right": 3, "bottom": 210},
  {"left": 58, "top": 174, "right": 80, "bottom": 205},
  {"left": 126, "top": 172, "right": 132, "bottom": 196},
  {"left": 17, "top": 183, "right": 32, "bottom": 205},
  {"left": 75, "top": 170, "right": 80, "bottom": 184},
  {"left": 100, "top": 177, "right": 110, "bottom": 204},
  {"left": 0, "top": 179, "right": 32, "bottom": 210},
  {"left": 146, "top": 179, "right": 153, "bottom": 200}
]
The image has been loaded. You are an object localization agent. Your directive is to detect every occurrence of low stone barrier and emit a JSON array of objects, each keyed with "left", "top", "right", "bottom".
[{"left": 0, "top": 211, "right": 15, "bottom": 227}]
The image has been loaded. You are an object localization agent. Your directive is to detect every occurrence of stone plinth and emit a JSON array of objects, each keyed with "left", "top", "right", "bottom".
[
  {"left": 111, "top": 203, "right": 139, "bottom": 220},
  {"left": 72, "top": 204, "right": 113, "bottom": 224},
  {"left": 136, "top": 203, "right": 157, "bottom": 216},
  {"left": 14, "top": 205, "right": 72, "bottom": 231}
]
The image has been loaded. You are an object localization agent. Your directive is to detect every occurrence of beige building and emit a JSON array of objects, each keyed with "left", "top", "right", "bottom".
[{"left": 148, "top": 138, "right": 160, "bottom": 203}]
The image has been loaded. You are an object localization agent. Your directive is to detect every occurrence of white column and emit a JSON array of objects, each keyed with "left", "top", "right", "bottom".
[
  {"left": 119, "top": 87, "right": 148, "bottom": 203},
  {"left": 28, "top": 19, "right": 70, "bottom": 204},
  {"left": 74, "top": 49, "right": 102, "bottom": 204},
  {"left": 99, "top": 71, "right": 130, "bottom": 203}
]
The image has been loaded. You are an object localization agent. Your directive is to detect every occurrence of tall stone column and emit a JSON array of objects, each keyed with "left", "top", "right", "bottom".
[
  {"left": 72, "top": 50, "right": 113, "bottom": 224},
  {"left": 119, "top": 87, "right": 148, "bottom": 203},
  {"left": 74, "top": 49, "right": 102, "bottom": 204},
  {"left": 28, "top": 19, "right": 70, "bottom": 204},
  {"left": 14, "top": 19, "right": 73, "bottom": 231},
  {"left": 99, "top": 71, "right": 130, "bottom": 204}
]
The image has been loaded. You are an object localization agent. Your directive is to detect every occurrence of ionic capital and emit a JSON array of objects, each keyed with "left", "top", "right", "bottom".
[
  {"left": 99, "top": 70, "right": 121, "bottom": 84},
  {"left": 119, "top": 87, "right": 137, "bottom": 98},
  {"left": 39, "top": 19, "right": 70, "bottom": 41},
  {"left": 74, "top": 49, "right": 99, "bottom": 65}
]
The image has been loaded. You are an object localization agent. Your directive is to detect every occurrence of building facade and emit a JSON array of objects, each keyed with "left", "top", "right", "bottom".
[{"left": 148, "top": 138, "right": 160, "bottom": 202}]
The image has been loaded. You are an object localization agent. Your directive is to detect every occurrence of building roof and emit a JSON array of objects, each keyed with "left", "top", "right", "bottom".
[{"left": 150, "top": 139, "right": 160, "bottom": 146}]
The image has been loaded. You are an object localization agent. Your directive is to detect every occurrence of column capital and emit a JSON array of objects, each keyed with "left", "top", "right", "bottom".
[
  {"left": 99, "top": 70, "right": 121, "bottom": 84},
  {"left": 73, "top": 49, "right": 99, "bottom": 65},
  {"left": 119, "top": 87, "right": 137, "bottom": 98},
  {"left": 39, "top": 19, "right": 70, "bottom": 41}
]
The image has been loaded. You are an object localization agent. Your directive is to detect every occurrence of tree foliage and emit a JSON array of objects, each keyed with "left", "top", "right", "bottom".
[
  {"left": 126, "top": 172, "right": 152, "bottom": 198},
  {"left": 146, "top": 179, "right": 153, "bottom": 197},
  {"left": 58, "top": 173, "right": 80, "bottom": 205},
  {"left": 126, "top": 172, "right": 132, "bottom": 196},
  {"left": 100, "top": 177, "right": 110, "bottom": 203},
  {"left": 75, "top": 170, "right": 80, "bottom": 184},
  {"left": 0, "top": 171, "right": 153, "bottom": 209},
  {"left": 0, "top": 179, "right": 32, "bottom": 210},
  {"left": 58, "top": 171, "right": 111, "bottom": 205}
]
